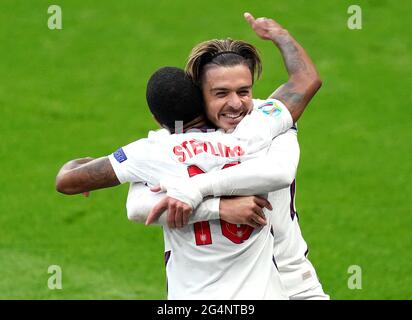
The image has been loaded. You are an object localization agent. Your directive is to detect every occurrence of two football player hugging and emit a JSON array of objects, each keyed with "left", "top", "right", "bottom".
[{"left": 56, "top": 13, "right": 329, "bottom": 300}]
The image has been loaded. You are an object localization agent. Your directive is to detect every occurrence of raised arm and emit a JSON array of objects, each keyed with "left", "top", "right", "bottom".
[
  {"left": 55, "top": 156, "right": 120, "bottom": 195},
  {"left": 244, "top": 12, "right": 322, "bottom": 122}
]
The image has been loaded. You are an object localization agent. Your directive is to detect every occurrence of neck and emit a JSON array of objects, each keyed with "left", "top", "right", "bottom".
[
  {"left": 168, "top": 116, "right": 210, "bottom": 134},
  {"left": 184, "top": 116, "right": 208, "bottom": 131}
]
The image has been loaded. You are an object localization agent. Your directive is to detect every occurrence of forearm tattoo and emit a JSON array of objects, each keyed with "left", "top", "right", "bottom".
[
  {"left": 271, "top": 34, "right": 320, "bottom": 119},
  {"left": 276, "top": 82, "right": 304, "bottom": 105},
  {"left": 280, "top": 39, "right": 308, "bottom": 75},
  {"left": 78, "top": 157, "right": 120, "bottom": 189}
]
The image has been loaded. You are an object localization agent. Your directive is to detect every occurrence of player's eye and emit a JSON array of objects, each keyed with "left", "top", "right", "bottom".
[
  {"left": 238, "top": 90, "right": 250, "bottom": 96},
  {"left": 216, "top": 92, "right": 227, "bottom": 97}
]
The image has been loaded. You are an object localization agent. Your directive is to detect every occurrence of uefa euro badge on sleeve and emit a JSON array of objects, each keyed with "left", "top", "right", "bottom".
[{"left": 257, "top": 100, "right": 282, "bottom": 117}]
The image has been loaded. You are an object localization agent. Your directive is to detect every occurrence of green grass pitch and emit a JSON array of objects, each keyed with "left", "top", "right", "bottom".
[{"left": 1, "top": 0, "right": 411, "bottom": 299}]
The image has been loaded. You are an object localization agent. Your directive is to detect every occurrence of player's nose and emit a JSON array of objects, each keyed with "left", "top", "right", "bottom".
[{"left": 227, "top": 92, "right": 243, "bottom": 110}]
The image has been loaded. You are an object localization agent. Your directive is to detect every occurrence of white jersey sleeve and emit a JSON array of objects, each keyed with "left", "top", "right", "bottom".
[
  {"left": 126, "top": 182, "right": 220, "bottom": 225},
  {"left": 107, "top": 129, "right": 171, "bottom": 185},
  {"left": 231, "top": 99, "right": 293, "bottom": 153},
  {"left": 157, "top": 99, "right": 294, "bottom": 206},
  {"left": 251, "top": 98, "right": 293, "bottom": 133},
  {"left": 175, "top": 128, "right": 299, "bottom": 197},
  {"left": 108, "top": 139, "right": 154, "bottom": 184},
  {"left": 207, "top": 128, "right": 299, "bottom": 196}
]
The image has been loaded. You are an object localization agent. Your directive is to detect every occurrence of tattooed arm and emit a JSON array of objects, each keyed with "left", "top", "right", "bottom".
[
  {"left": 244, "top": 13, "right": 322, "bottom": 122},
  {"left": 56, "top": 157, "right": 120, "bottom": 194}
]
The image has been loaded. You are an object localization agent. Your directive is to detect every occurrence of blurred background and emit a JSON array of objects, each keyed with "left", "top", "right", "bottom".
[{"left": 0, "top": 0, "right": 411, "bottom": 299}]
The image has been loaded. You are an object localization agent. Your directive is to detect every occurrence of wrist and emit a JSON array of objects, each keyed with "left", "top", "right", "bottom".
[
  {"left": 218, "top": 198, "right": 228, "bottom": 220},
  {"left": 161, "top": 178, "right": 203, "bottom": 209},
  {"left": 191, "top": 175, "right": 214, "bottom": 197},
  {"left": 269, "top": 29, "right": 290, "bottom": 44},
  {"left": 209, "top": 197, "right": 221, "bottom": 220},
  {"left": 196, "top": 197, "right": 220, "bottom": 221}
]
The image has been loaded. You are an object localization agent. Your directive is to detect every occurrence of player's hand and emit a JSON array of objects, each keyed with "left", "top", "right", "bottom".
[
  {"left": 219, "top": 196, "right": 272, "bottom": 228},
  {"left": 244, "top": 12, "right": 288, "bottom": 41},
  {"left": 146, "top": 196, "right": 193, "bottom": 228}
]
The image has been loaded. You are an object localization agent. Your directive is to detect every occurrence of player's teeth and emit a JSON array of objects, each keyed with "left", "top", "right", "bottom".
[{"left": 223, "top": 114, "right": 241, "bottom": 119}]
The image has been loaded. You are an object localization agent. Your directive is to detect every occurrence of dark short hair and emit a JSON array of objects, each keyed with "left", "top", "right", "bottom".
[{"left": 146, "top": 67, "right": 205, "bottom": 131}]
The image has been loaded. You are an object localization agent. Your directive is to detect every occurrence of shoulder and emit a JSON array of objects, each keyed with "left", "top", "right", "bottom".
[
  {"left": 148, "top": 128, "right": 170, "bottom": 137},
  {"left": 253, "top": 98, "right": 296, "bottom": 131},
  {"left": 252, "top": 98, "right": 287, "bottom": 111}
]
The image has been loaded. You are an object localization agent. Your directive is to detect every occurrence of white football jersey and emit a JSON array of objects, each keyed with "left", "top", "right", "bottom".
[
  {"left": 109, "top": 99, "right": 292, "bottom": 299},
  {"left": 215, "top": 100, "right": 324, "bottom": 296},
  {"left": 163, "top": 211, "right": 285, "bottom": 299},
  {"left": 268, "top": 182, "right": 322, "bottom": 296}
]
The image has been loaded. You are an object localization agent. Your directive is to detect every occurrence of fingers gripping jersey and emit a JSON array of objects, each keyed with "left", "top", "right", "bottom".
[{"left": 108, "top": 99, "right": 292, "bottom": 299}]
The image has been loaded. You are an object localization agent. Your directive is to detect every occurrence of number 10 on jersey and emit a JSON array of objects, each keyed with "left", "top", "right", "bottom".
[{"left": 187, "top": 163, "right": 254, "bottom": 246}]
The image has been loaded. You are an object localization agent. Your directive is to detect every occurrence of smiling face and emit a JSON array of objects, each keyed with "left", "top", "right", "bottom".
[{"left": 201, "top": 64, "right": 254, "bottom": 131}]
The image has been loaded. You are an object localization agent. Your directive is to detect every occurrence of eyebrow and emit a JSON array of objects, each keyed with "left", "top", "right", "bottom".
[{"left": 210, "top": 85, "right": 252, "bottom": 92}]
